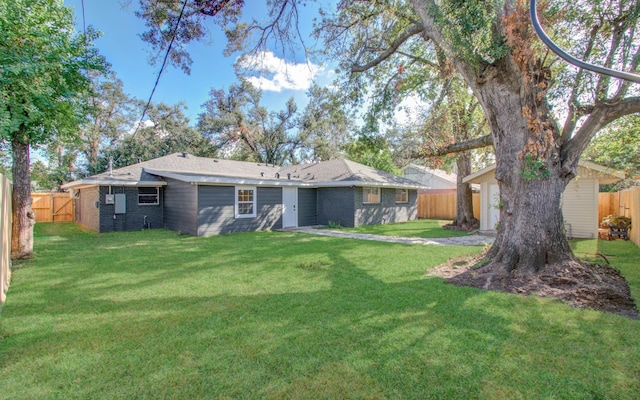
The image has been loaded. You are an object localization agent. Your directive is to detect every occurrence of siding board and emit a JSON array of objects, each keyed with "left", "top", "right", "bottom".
[
  {"left": 164, "top": 178, "right": 198, "bottom": 235},
  {"left": 354, "top": 188, "right": 418, "bottom": 226},
  {"left": 298, "top": 188, "right": 317, "bottom": 226},
  {"left": 197, "top": 186, "right": 282, "bottom": 236},
  {"left": 561, "top": 179, "right": 598, "bottom": 238},
  {"left": 98, "top": 186, "right": 164, "bottom": 233},
  {"left": 317, "top": 187, "right": 355, "bottom": 227}
]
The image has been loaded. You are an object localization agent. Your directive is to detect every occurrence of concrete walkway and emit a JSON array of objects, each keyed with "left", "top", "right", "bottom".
[{"left": 284, "top": 227, "right": 495, "bottom": 246}]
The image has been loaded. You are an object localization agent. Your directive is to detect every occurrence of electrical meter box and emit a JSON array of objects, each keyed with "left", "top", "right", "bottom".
[
  {"left": 105, "top": 194, "right": 115, "bottom": 204},
  {"left": 114, "top": 193, "right": 126, "bottom": 214}
]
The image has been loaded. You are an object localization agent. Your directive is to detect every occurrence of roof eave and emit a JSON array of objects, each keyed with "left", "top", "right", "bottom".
[
  {"left": 145, "top": 169, "right": 426, "bottom": 189},
  {"left": 61, "top": 179, "right": 167, "bottom": 189}
]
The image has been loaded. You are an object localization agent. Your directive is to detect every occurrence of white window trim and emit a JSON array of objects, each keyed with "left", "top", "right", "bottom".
[
  {"left": 235, "top": 186, "right": 257, "bottom": 218},
  {"left": 138, "top": 187, "right": 159, "bottom": 205},
  {"left": 363, "top": 187, "right": 381, "bottom": 204},
  {"left": 395, "top": 189, "right": 409, "bottom": 204}
]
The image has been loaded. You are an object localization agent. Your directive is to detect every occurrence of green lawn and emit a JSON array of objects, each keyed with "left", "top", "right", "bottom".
[
  {"left": 339, "top": 219, "right": 470, "bottom": 238},
  {"left": 1, "top": 223, "right": 639, "bottom": 399}
]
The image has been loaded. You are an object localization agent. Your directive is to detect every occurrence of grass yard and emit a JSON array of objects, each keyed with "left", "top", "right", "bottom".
[
  {"left": 1, "top": 223, "right": 639, "bottom": 399},
  {"left": 339, "top": 219, "right": 470, "bottom": 238}
]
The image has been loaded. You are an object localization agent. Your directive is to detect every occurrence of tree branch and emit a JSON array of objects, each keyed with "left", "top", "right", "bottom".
[
  {"left": 561, "top": 96, "right": 640, "bottom": 170},
  {"left": 350, "top": 23, "right": 424, "bottom": 73},
  {"left": 415, "top": 134, "right": 493, "bottom": 158}
]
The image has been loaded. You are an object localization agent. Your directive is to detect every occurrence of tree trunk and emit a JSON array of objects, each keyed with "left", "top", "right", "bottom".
[
  {"left": 11, "top": 133, "right": 35, "bottom": 259},
  {"left": 451, "top": 153, "right": 478, "bottom": 229},
  {"left": 478, "top": 68, "right": 576, "bottom": 274}
]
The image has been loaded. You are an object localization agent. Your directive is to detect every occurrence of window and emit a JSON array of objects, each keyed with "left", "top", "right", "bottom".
[
  {"left": 363, "top": 187, "right": 380, "bottom": 204},
  {"left": 138, "top": 187, "right": 159, "bottom": 205},
  {"left": 235, "top": 186, "right": 256, "bottom": 218},
  {"left": 395, "top": 189, "right": 409, "bottom": 203}
]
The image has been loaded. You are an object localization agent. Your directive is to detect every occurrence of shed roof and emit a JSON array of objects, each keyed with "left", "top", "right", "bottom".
[
  {"left": 463, "top": 160, "right": 624, "bottom": 185},
  {"left": 403, "top": 164, "right": 458, "bottom": 185}
]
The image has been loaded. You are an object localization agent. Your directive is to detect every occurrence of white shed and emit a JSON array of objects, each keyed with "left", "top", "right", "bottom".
[{"left": 463, "top": 160, "right": 623, "bottom": 238}]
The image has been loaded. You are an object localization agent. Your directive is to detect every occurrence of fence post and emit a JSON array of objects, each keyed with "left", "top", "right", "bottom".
[{"left": 0, "top": 174, "right": 11, "bottom": 304}]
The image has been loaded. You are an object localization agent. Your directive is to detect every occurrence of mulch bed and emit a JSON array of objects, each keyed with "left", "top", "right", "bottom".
[{"left": 427, "top": 256, "right": 639, "bottom": 319}]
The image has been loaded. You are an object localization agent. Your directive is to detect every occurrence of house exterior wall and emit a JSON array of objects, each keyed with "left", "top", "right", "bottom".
[
  {"left": 76, "top": 187, "right": 100, "bottom": 232},
  {"left": 298, "top": 188, "right": 317, "bottom": 226},
  {"left": 317, "top": 187, "right": 355, "bottom": 227},
  {"left": 163, "top": 178, "right": 198, "bottom": 236},
  {"left": 561, "top": 178, "right": 598, "bottom": 238},
  {"left": 197, "top": 185, "right": 283, "bottom": 236},
  {"left": 98, "top": 186, "right": 164, "bottom": 233},
  {"left": 354, "top": 187, "right": 418, "bottom": 227}
]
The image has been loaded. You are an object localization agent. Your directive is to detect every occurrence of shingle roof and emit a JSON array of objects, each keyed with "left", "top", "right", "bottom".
[
  {"left": 403, "top": 164, "right": 457, "bottom": 184},
  {"left": 62, "top": 153, "right": 425, "bottom": 189}
]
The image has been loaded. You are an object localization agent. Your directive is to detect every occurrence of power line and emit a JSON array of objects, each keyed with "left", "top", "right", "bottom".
[
  {"left": 132, "top": 0, "right": 190, "bottom": 137},
  {"left": 530, "top": 0, "right": 640, "bottom": 83}
]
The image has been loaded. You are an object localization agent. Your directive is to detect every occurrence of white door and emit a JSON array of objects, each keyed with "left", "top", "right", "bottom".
[
  {"left": 488, "top": 184, "right": 500, "bottom": 230},
  {"left": 282, "top": 187, "right": 298, "bottom": 228}
]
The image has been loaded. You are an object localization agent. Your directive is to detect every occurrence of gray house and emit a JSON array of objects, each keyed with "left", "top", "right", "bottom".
[{"left": 61, "top": 153, "right": 424, "bottom": 236}]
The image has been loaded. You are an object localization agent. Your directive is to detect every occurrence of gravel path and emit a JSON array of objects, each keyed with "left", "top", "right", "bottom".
[{"left": 285, "top": 227, "right": 495, "bottom": 246}]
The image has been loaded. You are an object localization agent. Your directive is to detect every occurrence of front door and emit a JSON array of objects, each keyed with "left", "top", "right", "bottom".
[{"left": 282, "top": 187, "right": 298, "bottom": 228}]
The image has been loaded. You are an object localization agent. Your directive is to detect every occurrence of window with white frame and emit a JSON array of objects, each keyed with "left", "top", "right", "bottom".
[
  {"left": 363, "top": 187, "right": 381, "bottom": 204},
  {"left": 395, "top": 189, "right": 408, "bottom": 203},
  {"left": 235, "top": 186, "right": 256, "bottom": 218},
  {"left": 138, "top": 187, "right": 159, "bottom": 205}
]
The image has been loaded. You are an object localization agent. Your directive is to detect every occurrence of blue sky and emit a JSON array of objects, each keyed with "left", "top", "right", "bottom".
[{"left": 63, "top": 0, "right": 334, "bottom": 123}]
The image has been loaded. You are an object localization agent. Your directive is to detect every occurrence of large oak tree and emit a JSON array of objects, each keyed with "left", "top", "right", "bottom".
[
  {"left": 319, "top": 0, "right": 640, "bottom": 274},
  {"left": 137, "top": 0, "right": 640, "bottom": 276}
]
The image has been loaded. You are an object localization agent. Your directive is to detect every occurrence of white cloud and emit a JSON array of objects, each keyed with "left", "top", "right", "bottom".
[{"left": 238, "top": 51, "right": 323, "bottom": 92}]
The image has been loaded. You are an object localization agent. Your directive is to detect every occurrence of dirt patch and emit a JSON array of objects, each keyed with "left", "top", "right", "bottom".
[
  {"left": 427, "top": 256, "right": 639, "bottom": 319},
  {"left": 443, "top": 219, "right": 480, "bottom": 232}
]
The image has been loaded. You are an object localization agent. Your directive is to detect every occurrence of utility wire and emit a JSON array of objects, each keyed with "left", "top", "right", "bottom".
[
  {"left": 132, "top": 0, "right": 190, "bottom": 137},
  {"left": 530, "top": 0, "right": 640, "bottom": 83}
]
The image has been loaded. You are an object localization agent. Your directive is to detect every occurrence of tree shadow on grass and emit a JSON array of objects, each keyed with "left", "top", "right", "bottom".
[{"left": 2, "top": 228, "right": 639, "bottom": 399}]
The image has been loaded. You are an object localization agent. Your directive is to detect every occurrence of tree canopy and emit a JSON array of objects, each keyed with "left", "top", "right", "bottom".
[{"left": 0, "top": 0, "right": 106, "bottom": 257}]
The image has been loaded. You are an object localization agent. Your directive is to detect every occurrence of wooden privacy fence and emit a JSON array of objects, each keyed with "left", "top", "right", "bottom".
[
  {"left": 598, "top": 192, "right": 620, "bottom": 221},
  {"left": 1, "top": 173, "right": 11, "bottom": 304},
  {"left": 31, "top": 192, "right": 75, "bottom": 223},
  {"left": 419, "top": 191, "right": 635, "bottom": 232},
  {"left": 599, "top": 190, "right": 639, "bottom": 243},
  {"left": 418, "top": 193, "right": 480, "bottom": 220},
  {"left": 615, "top": 187, "right": 640, "bottom": 247}
]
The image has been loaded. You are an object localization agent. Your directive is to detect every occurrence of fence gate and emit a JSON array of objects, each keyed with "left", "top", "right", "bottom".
[{"left": 31, "top": 193, "right": 75, "bottom": 222}]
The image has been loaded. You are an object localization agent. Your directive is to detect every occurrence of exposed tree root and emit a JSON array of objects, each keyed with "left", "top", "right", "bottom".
[
  {"left": 443, "top": 218, "right": 479, "bottom": 232},
  {"left": 427, "top": 256, "right": 638, "bottom": 319}
]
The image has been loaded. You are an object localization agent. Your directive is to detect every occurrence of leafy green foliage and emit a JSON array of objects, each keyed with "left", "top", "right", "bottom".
[
  {"left": 297, "top": 84, "right": 352, "bottom": 161},
  {"left": 101, "top": 102, "right": 217, "bottom": 171},
  {"left": 343, "top": 134, "right": 400, "bottom": 175},
  {"left": 327, "top": 220, "right": 342, "bottom": 229},
  {"left": 30, "top": 144, "right": 77, "bottom": 191},
  {"left": 0, "top": 0, "right": 106, "bottom": 144},
  {"left": 79, "top": 72, "right": 138, "bottom": 175},
  {"left": 519, "top": 154, "right": 551, "bottom": 181},
  {"left": 198, "top": 79, "right": 312, "bottom": 165},
  {"left": 432, "top": 0, "right": 509, "bottom": 66},
  {"left": 584, "top": 115, "right": 640, "bottom": 189}
]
